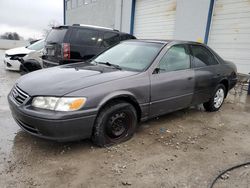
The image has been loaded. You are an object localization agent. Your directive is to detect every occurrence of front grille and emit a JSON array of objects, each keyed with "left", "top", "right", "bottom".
[
  {"left": 12, "top": 86, "right": 29, "bottom": 105},
  {"left": 9, "top": 54, "right": 26, "bottom": 60}
]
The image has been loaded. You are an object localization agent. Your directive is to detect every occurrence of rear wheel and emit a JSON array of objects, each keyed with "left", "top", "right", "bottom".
[
  {"left": 92, "top": 101, "right": 137, "bottom": 147},
  {"left": 203, "top": 84, "right": 226, "bottom": 112}
]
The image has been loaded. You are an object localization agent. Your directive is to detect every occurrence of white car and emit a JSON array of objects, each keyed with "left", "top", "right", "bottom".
[{"left": 4, "top": 39, "right": 44, "bottom": 71}]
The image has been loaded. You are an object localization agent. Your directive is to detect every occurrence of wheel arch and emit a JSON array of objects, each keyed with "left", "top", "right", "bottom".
[
  {"left": 219, "top": 78, "right": 229, "bottom": 97},
  {"left": 97, "top": 91, "right": 142, "bottom": 122}
]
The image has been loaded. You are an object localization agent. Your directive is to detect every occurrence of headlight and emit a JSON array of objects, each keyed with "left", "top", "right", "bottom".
[{"left": 32, "top": 97, "right": 87, "bottom": 111}]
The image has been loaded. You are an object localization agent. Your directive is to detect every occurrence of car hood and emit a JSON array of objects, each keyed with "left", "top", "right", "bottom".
[
  {"left": 16, "top": 63, "right": 139, "bottom": 96},
  {"left": 5, "top": 46, "right": 34, "bottom": 56}
]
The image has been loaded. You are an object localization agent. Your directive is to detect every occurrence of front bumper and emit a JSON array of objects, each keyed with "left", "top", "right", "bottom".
[
  {"left": 8, "top": 94, "right": 97, "bottom": 142},
  {"left": 4, "top": 57, "right": 21, "bottom": 71}
]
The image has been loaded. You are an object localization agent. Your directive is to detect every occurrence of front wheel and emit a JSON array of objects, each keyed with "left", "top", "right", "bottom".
[
  {"left": 203, "top": 84, "right": 226, "bottom": 112},
  {"left": 92, "top": 101, "right": 137, "bottom": 147}
]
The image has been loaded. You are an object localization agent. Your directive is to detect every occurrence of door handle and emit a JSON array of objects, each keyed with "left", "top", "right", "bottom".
[{"left": 187, "top": 77, "right": 193, "bottom": 80}]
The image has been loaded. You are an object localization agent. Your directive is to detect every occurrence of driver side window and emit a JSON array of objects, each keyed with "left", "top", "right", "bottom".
[{"left": 158, "top": 45, "right": 190, "bottom": 73}]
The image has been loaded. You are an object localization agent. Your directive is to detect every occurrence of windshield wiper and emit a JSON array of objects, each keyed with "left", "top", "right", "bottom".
[{"left": 95, "top": 61, "right": 122, "bottom": 70}]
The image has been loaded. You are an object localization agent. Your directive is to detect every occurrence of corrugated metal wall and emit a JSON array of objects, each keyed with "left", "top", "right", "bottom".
[
  {"left": 208, "top": 0, "right": 250, "bottom": 74},
  {"left": 133, "top": 0, "right": 177, "bottom": 39}
]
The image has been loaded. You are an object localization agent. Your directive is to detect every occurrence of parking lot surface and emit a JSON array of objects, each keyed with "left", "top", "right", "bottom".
[{"left": 0, "top": 49, "right": 249, "bottom": 188}]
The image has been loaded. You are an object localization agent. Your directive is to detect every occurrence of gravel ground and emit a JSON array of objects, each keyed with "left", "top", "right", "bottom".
[{"left": 0, "top": 50, "right": 249, "bottom": 188}]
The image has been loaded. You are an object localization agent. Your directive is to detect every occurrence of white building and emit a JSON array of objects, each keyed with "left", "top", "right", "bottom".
[{"left": 64, "top": 0, "right": 250, "bottom": 74}]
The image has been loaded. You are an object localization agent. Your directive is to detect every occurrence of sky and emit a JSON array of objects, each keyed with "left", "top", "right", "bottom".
[{"left": 0, "top": 0, "right": 63, "bottom": 40}]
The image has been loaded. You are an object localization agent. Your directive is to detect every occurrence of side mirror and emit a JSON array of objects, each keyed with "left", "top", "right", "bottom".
[{"left": 153, "top": 68, "right": 160, "bottom": 74}]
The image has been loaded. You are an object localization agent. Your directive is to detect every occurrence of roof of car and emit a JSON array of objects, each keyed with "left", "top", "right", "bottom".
[
  {"left": 126, "top": 39, "right": 205, "bottom": 45},
  {"left": 72, "top": 24, "right": 118, "bottom": 31},
  {"left": 53, "top": 24, "right": 135, "bottom": 36}
]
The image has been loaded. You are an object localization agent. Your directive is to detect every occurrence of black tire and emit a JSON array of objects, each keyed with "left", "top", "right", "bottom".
[
  {"left": 92, "top": 101, "right": 137, "bottom": 147},
  {"left": 203, "top": 84, "right": 226, "bottom": 112},
  {"left": 20, "top": 64, "right": 28, "bottom": 75}
]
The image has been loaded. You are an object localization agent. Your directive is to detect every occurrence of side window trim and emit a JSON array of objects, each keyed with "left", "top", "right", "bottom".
[
  {"left": 156, "top": 44, "right": 191, "bottom": 74},
  {"left": 187, "top": 44, "right": 195, "bottom": 69}
]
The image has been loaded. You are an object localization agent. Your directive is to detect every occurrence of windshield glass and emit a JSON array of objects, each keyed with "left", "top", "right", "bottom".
[
  {"left": 27, "top": 39, "right": 45, "bottom": 51},
  {"left": 94, "top": 42, "right": 163, "bottom": 71},
  {"left": 46, "top": 28, "right": 67, "bottom": 43}
]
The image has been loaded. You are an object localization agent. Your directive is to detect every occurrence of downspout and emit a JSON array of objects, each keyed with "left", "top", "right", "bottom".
[
  {"left": 63, "top": 0, "right": 66, "bottom": 25},
  {"left": 130, "top": 0, "right": 136, "bottom": 35},
  {"left": 204, "top": 0, "right": 215, "bottom": 44}
]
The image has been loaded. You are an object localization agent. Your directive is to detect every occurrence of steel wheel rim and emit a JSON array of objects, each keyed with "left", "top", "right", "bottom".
[
  {"left": 214, "top": 88, "right": 224, "bottom": 108},
  {"left": 106, "top": 111, "right": 131, "bottom": 140}
]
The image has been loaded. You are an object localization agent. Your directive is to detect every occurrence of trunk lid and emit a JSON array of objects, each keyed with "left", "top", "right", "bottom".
[{"left": 44, "top": 27, "right": 68, "bottom": 64}]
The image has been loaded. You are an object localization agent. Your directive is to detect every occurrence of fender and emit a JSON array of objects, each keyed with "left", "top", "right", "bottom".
[
  {"left": 97, "top": 90, "right": 149, "bottom": 121},
  {"left": 98, "top": 90, "right": 139, "bottom": 108}
]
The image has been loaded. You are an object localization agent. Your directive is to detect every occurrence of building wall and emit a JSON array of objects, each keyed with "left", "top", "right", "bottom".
[
  {"left": 120, "top": 0, "right": 133, "bottom": 33},
  {"left": 66, "top": 0, "right": 117, "bottom": 29},
  {"left": 208, "top": 0, "right": 250, "bottom": 74},
  {"left": 114, "top": 0, "right": 133, "bottom": 33},
  {"left": 65, "top": 0, "right": 211, "bottom": 39},
  {"left": 65, "top": 0, "right": 133, "bottom": 33},
  {"left": 174, "top": 0, "right": 211, "bottom": 42}
]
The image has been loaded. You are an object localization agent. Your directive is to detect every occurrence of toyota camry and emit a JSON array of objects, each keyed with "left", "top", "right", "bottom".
[{"left": 8, "top": 40, "right": 237, "bottom": 146}]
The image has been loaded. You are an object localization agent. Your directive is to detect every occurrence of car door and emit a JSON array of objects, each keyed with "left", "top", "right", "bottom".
[
  {"left": 150, "top": 44, "right": 195, "bottom": 117},
  {"left": 189, "top": 44, "right": 221, "bottom": 105}
]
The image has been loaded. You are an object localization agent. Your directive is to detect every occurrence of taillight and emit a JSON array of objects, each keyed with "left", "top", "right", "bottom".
[{"left": 62, "top": 43, "right": 70, "bottom": 59}]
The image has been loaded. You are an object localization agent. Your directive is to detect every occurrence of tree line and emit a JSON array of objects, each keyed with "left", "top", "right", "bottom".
[{"left": 0, "top": 32, "right": 22, "bottom": 40}]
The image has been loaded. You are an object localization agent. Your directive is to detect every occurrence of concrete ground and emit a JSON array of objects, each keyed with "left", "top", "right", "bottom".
[{"left": 0, "top": 49, "right": 249, "bottom": 188}]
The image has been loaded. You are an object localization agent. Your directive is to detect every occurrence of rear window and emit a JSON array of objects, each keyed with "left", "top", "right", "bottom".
[
  {"left": 46, "top": 28, "right": 67, "bottom": 43},
  {"left": 70, "top": 29, "right": 98, "bottom": 46}
]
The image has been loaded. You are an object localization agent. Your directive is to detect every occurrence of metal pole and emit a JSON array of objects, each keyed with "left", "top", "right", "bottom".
[{"left": 63, "top": 0, "right": 66, "bottom": 25}]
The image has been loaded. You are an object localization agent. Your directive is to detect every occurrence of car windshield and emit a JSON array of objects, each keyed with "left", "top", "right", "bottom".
[
  {"left": 93, "top": 41, "right": 163, "bottom": 71},
  {"left": 27, "top": 39, "right": 45, "bottom": 51}
]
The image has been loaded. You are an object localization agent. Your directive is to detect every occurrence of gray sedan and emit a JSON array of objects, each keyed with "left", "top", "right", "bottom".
[{"left": 8, "top": 40, "right": 237, "bottom": 146}]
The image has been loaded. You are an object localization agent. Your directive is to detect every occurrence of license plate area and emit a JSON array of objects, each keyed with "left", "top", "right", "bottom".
[{"left": 47, "top": 48, "right": 55, "bottom": 56}]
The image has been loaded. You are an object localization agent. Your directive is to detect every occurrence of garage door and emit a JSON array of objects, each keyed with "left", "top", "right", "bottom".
[
  {"left": 133, "top": 0, "right": 177, "bottom": 39},
  {"left": 208, "top": 0, "right": 250, "bottom": 74}
]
